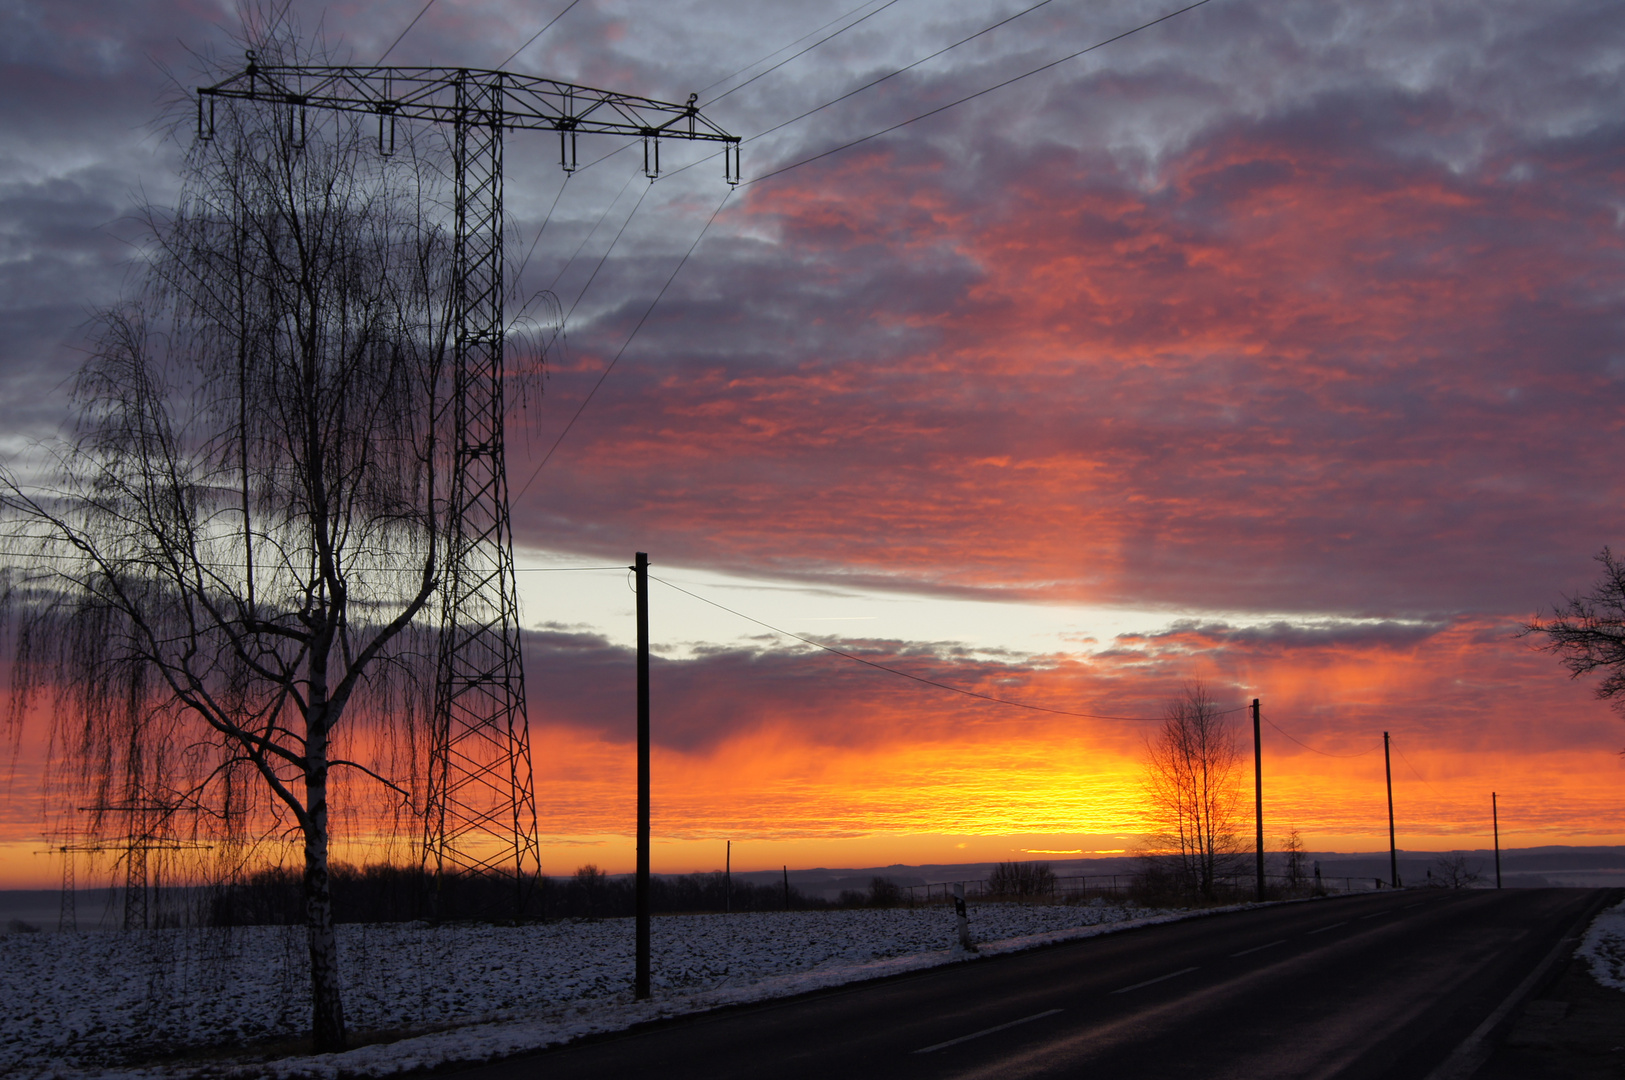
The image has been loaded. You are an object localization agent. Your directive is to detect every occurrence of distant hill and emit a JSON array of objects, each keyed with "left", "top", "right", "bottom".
[{"left": 6, "top": 845, "right": 1622, "bottom": 925}]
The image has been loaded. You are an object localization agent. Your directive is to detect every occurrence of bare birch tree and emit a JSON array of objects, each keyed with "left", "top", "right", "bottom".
[
  {"left": 0, "top": 32, "right": 457, "bottom": 1051},
  {"left": 1142, "top": 684, "right": 1245, "bottom": 899}
]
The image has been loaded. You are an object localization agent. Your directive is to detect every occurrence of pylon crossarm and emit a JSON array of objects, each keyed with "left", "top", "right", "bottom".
[{"left": 198, "top": 65, "right": 740, "bottom": 146}]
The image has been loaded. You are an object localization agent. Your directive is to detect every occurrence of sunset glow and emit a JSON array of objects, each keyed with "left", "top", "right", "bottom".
[{"left": 3, "top": 0, "right": 1624, "bottom": 890}]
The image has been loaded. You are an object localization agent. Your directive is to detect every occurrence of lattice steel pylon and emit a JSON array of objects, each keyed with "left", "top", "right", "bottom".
[{"left": 198, "top": 62, "right": 739, "bottom": 913}]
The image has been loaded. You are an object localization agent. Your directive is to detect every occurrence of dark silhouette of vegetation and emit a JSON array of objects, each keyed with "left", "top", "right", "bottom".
[
  {"left": 0, "top": 20, "right": 493, "bottom": 1050},
  {"left": 866, "top": 876, "right": 903, "bottom": 907},
  {"left": 1280, "top": 828, "right": 1307, "bottom": 891},
  {"left": 1429, "top": 854, "right": 1484, "bottom": 888},
  {"left": 988, "top": 861, "right": 1057, "bottom": 898},
  {"left": 205, "top": 863, "right": 818, "bottom": 924},
  {"left": 1140, "top": 684, "right": 1246, "bottom": 900},
  {"left": 1525, "top": 547, "right": 1625, "bottom": 719}
]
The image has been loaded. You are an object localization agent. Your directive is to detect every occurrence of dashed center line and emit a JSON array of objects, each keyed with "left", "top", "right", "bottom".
[
  {"left": 1307, "top": 921, "right": 1348, "bottom": 935},
  {"left": 1360, "top": 911, "right": 1391, "bottom": 920},
  {"left": 1111, "top": 966, "right": 1199, "bottom": 994},
  {"left": 913, "top": 1008, "right": 1063, "bottom": 1054},
  {"left": 1400, "top": 903, "right": 1422, "bottom": 910},
  {"left": 1231, "top": 939, "right": 1286, "bottom": 957}
]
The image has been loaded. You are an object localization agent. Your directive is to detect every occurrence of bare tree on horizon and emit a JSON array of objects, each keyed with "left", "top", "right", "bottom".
[{"left": 1142, "top": 684, "right": 1246, "bottom": 899}]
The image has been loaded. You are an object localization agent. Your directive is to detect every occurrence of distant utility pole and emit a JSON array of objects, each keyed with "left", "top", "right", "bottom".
[
  {"left": 635, "top": 552, "right": 651, "bottom": 1000},
  {"left": 1253, "top": 698, "right": 1265, "bottom": 902},
  {"left": 726, "top": 840, "right": 732, "bottom": 913},
  {"left": 1384, "top": 732, "right": 1399, "bottom": 888},
  {"left": 1492, "top": 792, "right": 1502, "bottom": 889},
  {"left": 783, "top": 865, "right": 790, "bottom": 910}
]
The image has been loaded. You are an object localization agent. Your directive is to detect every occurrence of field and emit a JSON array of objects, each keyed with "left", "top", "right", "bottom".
[{"left": 1, "top": 900, "right": 1187, "bottom": 1079}]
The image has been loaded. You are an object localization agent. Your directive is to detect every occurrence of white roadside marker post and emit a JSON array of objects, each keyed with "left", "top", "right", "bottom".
[{"left": 954, "top": 882, "right": 977, "bottom": 952}]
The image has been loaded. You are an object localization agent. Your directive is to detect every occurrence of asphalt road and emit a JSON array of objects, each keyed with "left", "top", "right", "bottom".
[{"left": 454, "top": 888, "right": 1616, "bottom": 1080}]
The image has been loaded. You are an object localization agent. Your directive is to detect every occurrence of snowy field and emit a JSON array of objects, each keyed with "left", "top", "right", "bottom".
[
  {"left": 1, "top": 900, "right": 1202, "bottom": 1079},
  {"left": 1579, "top": 897, "right": 1625, "bottom": 991}
]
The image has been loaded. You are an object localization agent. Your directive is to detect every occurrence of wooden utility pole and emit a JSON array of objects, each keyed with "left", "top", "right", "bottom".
[
  {"left": 1253, "top": 698, "right": 1265, "bottom": 902},
  {"left": 635, "top": 552, "right": 651, "bottom": 1000},
  {"left": 783, "top": 865, "right": 790, "bottom": 910},
  {"left": 726, "top": 840, "right": 732, "bottom": 913},
  {"left": 1384, "top": 731, "right": 1399, "bottom": 888},
  {"left": 1492, "top": 792, "right": 1502, "bottom": 889}
]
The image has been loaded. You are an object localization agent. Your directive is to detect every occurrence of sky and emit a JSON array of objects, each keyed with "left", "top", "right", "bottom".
[{"left": 2, "top": 0, "right": 1625, "bottom": 886}]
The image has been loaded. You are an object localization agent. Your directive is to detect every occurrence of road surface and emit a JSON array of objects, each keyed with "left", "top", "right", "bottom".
[{"left": 451, "top": 888, "right": 1616, "bottom": 1080}]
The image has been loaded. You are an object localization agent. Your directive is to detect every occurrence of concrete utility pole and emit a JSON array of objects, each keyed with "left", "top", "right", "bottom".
[
  {"left": 635, "top": 552, "right": 651, "bottom": 999},
  {"left": 1384, "top": 732, "right": 1399, "bottom": 888},
  {"left": 1253, "top": 698, "right": 1265, "bottom": 902},
  {"left": 1492, "top": 792, "right": 1502, "bottom": 889}
]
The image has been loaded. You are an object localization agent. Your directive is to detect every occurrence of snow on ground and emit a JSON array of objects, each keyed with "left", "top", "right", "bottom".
[
  {"left": 1, "top": 900, "right": 1207, "bottom": 1079},
  {"left": 1579, "top": 897, "right": 1625, "bottom": 991}
]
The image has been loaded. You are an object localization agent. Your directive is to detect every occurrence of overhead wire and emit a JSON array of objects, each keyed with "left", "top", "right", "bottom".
[
  {"left": 700, "top": 0, "right": 909, "bottom": 108},
  {"left": 1261, "top": 711, "right": 1380, "bottom": 759},
  {"left": 376, "top": 0, "right": 436, "bottom": 64},
  {"left": 513, "top": 185, "right": 735, "bottom": 501},
  {"left": 0, "top": 545, "right": 623, "bottom": 576},
  {"left": 695, "top": 0, "right": 890, "bottom": 98},
  {"left": 499, "top": 0, "right": 584, "bottom": 69},
  {"left": 657, "top": 0, "right": 1062, "bottom": 185},
  {"left": 1392, "top": 742, "right": 1450, "bottom": 801},
  {"left": 651, "top": 571, "right": 1249, "bottom": 723},
  {"left": 746, "top": 0, "right": 1218, "bottom": 186},
  {"left": 561, "top": 178, "right": 653, "bottom": 328},
  {"left": 747, "top": 0, "right": 1064, "bottom": 148},
  {"left": 511, "top": 178, "right": 566, "bottom": 298}
]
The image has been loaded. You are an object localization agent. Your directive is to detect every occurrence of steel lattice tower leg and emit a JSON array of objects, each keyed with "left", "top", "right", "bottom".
[{"left": 424, "top": 72, "right": 542, "bottom": 915}]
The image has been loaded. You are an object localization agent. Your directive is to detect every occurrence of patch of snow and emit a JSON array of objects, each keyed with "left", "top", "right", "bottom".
[
  {"left": 2, "top": 901, "right": 1229, "bottom": 1079},
  {"left": 1578, "top": 897, "right": 1625, "bottom": 991}
]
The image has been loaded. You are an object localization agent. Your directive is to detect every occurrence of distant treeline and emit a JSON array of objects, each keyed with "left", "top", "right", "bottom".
[{"left": 205, "top": 863, "right": 842, "bottom": 925}]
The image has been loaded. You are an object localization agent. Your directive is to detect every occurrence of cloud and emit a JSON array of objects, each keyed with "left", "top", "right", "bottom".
[{"left": 3, "top": 1, "right": 1625, "bottom": 859}]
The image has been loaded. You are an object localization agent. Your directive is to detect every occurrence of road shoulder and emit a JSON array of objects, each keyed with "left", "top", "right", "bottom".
[{"left": 1475, "top": 951, "right": 1625, "bottom": 1079}]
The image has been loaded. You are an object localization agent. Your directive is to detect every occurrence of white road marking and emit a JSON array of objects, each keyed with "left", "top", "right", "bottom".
[
  {"left": 1360, "top": 911, "right": 1392, "bottom": 920},
  {"left": 913, "top": 1008, "right": 1064, "bottom": 1054},
  {"left": 1111, "top": 966, "right": 1200, "bottom": 994},
  {"left": 1307, "top": 921, "right": 1348, "bottom": 935},
  {"left": 1230, "top": 939, "right": 1286, "bottom": 957},
  {"left": 1400, "top": 903, "right": 1422, "bottom": 910}
]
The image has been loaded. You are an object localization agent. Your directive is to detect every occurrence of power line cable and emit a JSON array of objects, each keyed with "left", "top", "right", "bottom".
[
  {"left": 701, "top": 0, "right": 909, "bottom": 108},
  {"left": 562, "top": 179, "right": 653, "bottom": 329},
  {"left": 376, "top": 0, "right": 437, "bottom": 64},
  {"left": 549, "top": 164, "right": 644, "bottom": 294},
  {"left": 0, "top": 545, "right": 622, "bottom": 575},
  {"left": 499, "top": 0, "right": 584, "bottom": 69},
  {"left": 747, "top": 0, "right": 1217, "bottom": 186},
  {"left": 513, "top": 185, "right": 735, "bottom": 501},
  {"left": 696, "top": 0, "right": 889, "bottom": 98},
  {"left": 1260, "top": 711, "right": 1380, "bottom": 759},
  {"left": 660, "top": 0, "right": 1067, "bottom": 185},
  {"left": 748, "top": 0, "right": 1063, "bottom": 146},
  {"left": 1392, "top": 742, "right": 1450, "bottom": 801},
  {"left": 651, "top": 571, "right": 1248, "bottom": 722},
  {"left": 510, "top": 171, "right": 572, "bottom": 298}
]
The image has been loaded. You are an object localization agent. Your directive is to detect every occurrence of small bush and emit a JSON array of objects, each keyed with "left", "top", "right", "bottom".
[
  {"left": 867, "top": 877, "right": 902, "bottom": 907},
  {"left": 988, "top": 861, "right": 1057, "bottom": 899}
]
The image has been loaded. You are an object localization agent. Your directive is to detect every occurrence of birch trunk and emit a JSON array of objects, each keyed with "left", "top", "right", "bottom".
[{"left": 304, "top": 720, "right": 346, "bottom": 1051}]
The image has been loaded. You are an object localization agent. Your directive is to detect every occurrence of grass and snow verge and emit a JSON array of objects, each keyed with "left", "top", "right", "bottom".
[
  {"left": 1578, "top": 897, "right": 1625, "bottom": 991},
  {"left": 3, "top": 901, "right": 1211, "bottom": 1079}
]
